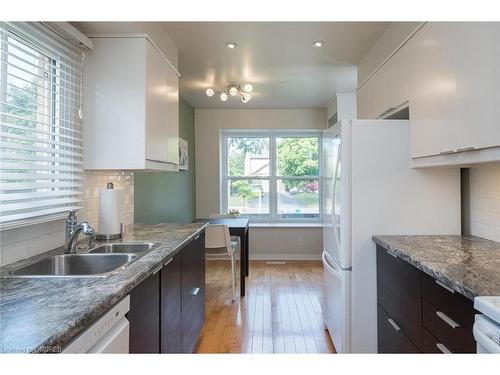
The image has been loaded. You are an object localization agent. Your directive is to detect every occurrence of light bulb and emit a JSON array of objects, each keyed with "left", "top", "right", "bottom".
[
  {"left": 225, "top": 42, "right": 237, "bottom": 49},
  {"left": 243, "top": 84, "right": 253, "bottom": 93},
  {"left": 220, "top": 92, "right": 228, "bottom": 102},
  {"left": 313, "top": 40, "right": 325, "bottom": 48},
  {"left": 243, "top": 93, "right": 252, "bottom": 101},
  {"left": 205, "top": 88, "right": 215, "bottom": 97},
  {"left": 229, "top": 86, "right": 238, "bottom": 96},
  {"left": 241, "top": 96, "right": 249, "bottom": 103}
]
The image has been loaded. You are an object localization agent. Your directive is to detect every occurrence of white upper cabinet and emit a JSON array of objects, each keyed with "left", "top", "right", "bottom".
[
  {"left": 455, "top": 22, "right": 500, "bottom": 152},
  {"left": 384, "top": 45, "right": 408, "bottom": 112},
  {"left": 357, "top": 46, "right": 408, "bottom": 120},
  {"left": 84, "top": 36, "right": 179, "bottom": 170},
  {"left": 407, "top": 23, "right": 459, "bottom": 159}
]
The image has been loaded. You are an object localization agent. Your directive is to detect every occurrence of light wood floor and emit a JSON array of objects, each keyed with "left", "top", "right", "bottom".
[{"left": 196, "top": 260, "right": 336, "bottom": 354}]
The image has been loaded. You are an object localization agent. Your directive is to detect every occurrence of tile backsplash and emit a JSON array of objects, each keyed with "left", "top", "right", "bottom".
[
  {"left": 470, "top": 163, "right": 500, "bottom": 242},
  {"left": 0, "top": 171, "right": 134, "bottom": 266}
]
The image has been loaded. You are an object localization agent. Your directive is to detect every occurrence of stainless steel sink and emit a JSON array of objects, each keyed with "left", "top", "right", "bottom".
[
  {"left": 6, "top": 253, "right": 138, "bottom": 278},
  {"left": 89, "top": 242, "right": 156, "bottom": 255}
]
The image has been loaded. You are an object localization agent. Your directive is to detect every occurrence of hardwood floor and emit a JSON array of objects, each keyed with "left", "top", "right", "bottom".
[{"left": 196, "top": 260, "right": 336, "bottom": 354}]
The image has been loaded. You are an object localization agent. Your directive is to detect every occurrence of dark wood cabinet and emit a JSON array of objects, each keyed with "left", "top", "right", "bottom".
[
  {"left": 376, "top": 244, "right": 476, "bottom": 354},
  {"left": 128, "top": 271, "right": 160, "bottom": 353},
  {"left": 181, "top": 232, "right": 205, "bottom": 353},
  {"left": 160, "top": 253, "right": 182, "bottom": 353},
  {"left": 376, "top": 246, "right": 422, "bottom": 350},
  {"left": 127, "top": 229, "right": 206, "bottom": 354},
  {"left": 377, "top": 305, "right": 420, "bottom": 353}
]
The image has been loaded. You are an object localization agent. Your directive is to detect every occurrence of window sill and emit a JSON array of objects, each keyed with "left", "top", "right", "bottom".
[{"left": 249, "top": 222, "right": 323, "bottom": 228}]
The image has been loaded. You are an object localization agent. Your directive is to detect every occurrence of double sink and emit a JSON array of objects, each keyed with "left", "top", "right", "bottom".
[{"left": 4, "top": 242, "right": 157, "bottom": 278}]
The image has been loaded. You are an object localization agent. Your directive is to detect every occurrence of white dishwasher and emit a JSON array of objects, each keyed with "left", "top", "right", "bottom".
[
  {"left": 473, "top": 296, "right": 500, "bottom": 354},
  {"left": 63, "top": 296, "right": 130, "bottom": 353}
]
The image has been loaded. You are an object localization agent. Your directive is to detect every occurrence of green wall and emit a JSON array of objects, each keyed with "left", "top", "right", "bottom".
[{"left": 134, "top": 97, "right": 196, "bottom": 223}]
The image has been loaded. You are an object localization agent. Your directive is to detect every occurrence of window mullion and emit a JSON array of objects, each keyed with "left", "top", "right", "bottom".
[{"left": 270, "top": 135, "right": 277, "bottom": 221}]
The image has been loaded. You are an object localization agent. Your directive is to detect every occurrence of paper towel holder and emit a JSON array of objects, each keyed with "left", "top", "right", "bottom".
[{"left": 96, "top": 182, "right": 124, "bottom": 241}]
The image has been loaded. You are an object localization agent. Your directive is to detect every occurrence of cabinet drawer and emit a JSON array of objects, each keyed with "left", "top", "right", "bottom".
[
  {"left": 422, "top": 299, "right": 475, "bottom": 353},
  {"left": 377, "top": 305, "right": 420, "bottom": 353},
  {"left": 422, "top": 272, "right": 475, "bottom": 330},
  {"left": 376, "top": 245, "right": 422, "bottom": 349},
  {"left": 423, "top": 328, "right": 453, "bottom": 354}
]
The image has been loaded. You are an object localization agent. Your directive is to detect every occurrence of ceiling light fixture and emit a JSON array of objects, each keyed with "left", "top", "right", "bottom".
[
  {"left": 225, "top": 42, "right": 237, "bottom": 49},
  {"left": 313, "top": 40, "right": 325, "bottom": 48},
  {"left": 205, "top": 83, "right": 254, "bottom": 103},
  {"left": 243, "top": 83, "right": 253, "bottom": 93}
]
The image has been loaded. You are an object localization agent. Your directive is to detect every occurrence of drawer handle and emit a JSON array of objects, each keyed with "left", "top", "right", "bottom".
[
  {"left": 435, "top": 280, "right": 455, "bottom": 294},
  {"left": 191, "top": 287, "right": 200, "bottom": 296},
  {"left": 436, "top": 343, "right": 451, "bottom": 354},
  {"left": 386, "top": 250, "right": 398, "bottom": 258},
  {"left": 436, "top": 311, "right": 460, "bottom": 329},
  {"left": 163, "top": 258, "right": 173, "bottom": 267},
  {"left": 387, "top": 318, "right": 401, "bottom": 332},
  {"left": 152, "top": 265, "right": 162, "bottom": 275}
]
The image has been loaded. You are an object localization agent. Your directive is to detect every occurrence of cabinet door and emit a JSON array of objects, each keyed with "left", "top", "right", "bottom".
[
  {"left": 407, "top": 22, "right": 459, "bottom": 158},
  {"left": 128, "top": 271, "right": 160, "bottom": 353},
  {"left": 385, "top": 45, "right": 408, "bottom": 112},
  {"left": 160, "top": 253, "right": 182, "bottom": 353},
  {"left": 145, "top": 41, "right": 169, "bottom": 163},
  {"left": 357, "top": 82, "right": 370, "bottom": 119},
  {"left": 166, "top": 66, "right": 179, "bottom": 164},
  {"left": 181, "top": 233, "right": 206, "bottom": 353},
  {"left": 377, "top": 305, "right": 420, "bottom": 353},
  {"left": 455, "top": 22, "right": 500, "bottom": 151}
]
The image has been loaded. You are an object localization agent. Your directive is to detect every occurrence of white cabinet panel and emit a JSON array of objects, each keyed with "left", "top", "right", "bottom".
[
  {"left": 166, "top": 65, "right": 179, "bottom": 164},
  {"left": 385, "top": 45, "right": 408, "bottom": 111},
  {"left": 407, "top": 23, "right": 458, "bottom": 158},
  {"left": 455, "top": 22, "right": 500, "bottom": 151},
  {"left": 357, "top": 72, "right": 386, "bottom": 120},
  {"left": 357, "top": 82, "right": 370, "bottom": 119},
  {"left": 145, "top": 41, "right": 169, "bottom": 163}
]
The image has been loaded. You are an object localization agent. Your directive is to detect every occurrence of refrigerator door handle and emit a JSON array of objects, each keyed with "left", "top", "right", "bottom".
[
  {"left": 331, "top": 145, "right": 341, "bottom": 255},
  {"left": 322, "top": 250, "right": 343, "bottom": 276}
]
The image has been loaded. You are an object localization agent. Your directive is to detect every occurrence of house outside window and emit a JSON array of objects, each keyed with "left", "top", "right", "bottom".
[{"left": 221, "top": 130, "right": 321, "bottom": 222}]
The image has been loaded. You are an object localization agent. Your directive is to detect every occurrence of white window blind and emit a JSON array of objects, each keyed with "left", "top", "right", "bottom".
[{"left": 0, "top": 22, "right": 84, "bottom": 229}]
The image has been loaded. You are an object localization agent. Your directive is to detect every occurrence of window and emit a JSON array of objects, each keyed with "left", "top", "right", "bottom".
[
  {"left": 0, "top": 23, "right": 84, "bottom": 229},
  {"left": 221, "top": 131, "right": 321, "bottom": 222}
]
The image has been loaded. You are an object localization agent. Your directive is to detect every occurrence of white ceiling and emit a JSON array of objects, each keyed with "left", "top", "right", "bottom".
[{"left": 162, "top": 22, "right": 389, "bottom": 109}]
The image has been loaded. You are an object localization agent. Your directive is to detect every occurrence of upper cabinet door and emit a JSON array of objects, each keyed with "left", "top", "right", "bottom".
[
  {"left": 385, "top": 45, "right": 408, "bottom": 111},
  {"left": 145, "top": 41, "right": 169, "bottom": 163},
  {"left": 455, "top": 22, "right": 500, "bottom": 151},
  {"left": 357, "top": 81, "right": 371, "bottom": 119},
  {"left": 407, "top": 23, "right": 459, "bottom": 158},
  {"left": 357, "top": 71, "right": 387, "bottom": 119},
  {"left": 166, "top": 65, "right": 179, "bottom": 164}
]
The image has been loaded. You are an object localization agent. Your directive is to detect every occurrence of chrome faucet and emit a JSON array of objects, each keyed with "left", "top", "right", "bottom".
[{"left": 65, "top": 221, "right": 96, "bottom": 254}]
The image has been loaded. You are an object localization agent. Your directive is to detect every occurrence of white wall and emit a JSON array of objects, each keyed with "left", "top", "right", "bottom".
[
  {"left": 469, "top": 163, "right": 500, "bottom": 242},
  {"left": 357, "top": 22, "right": 421, "bottom": 85},
  {"left": 0, "top": 171, "right": 134, "bottom": 266},
  {"left": 195, "top": 108, "right": 326, "bottom": 259}
]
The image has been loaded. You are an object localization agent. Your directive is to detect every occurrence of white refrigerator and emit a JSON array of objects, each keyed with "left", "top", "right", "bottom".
[{"left": 321, "top": 119, "right": 461, "bottom": 353}]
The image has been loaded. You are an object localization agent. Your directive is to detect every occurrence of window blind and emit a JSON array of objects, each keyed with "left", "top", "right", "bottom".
[{"left": 0, "top": 22, "right": 84, "bottom": 229}]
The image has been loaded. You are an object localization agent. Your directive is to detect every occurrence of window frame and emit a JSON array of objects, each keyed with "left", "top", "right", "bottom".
[{"left": 220, "top": 129, "right": 322, "bottom": 223}]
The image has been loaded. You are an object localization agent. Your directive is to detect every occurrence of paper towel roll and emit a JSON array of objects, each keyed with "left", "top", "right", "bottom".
[{"left": 98, "top": 189, "right": 124, "bottom": 236}]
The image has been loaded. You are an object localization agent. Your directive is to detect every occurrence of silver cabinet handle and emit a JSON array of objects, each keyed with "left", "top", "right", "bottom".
[
  {"left": 387, "top": 318, "right": 401, "bottom": 332},
  {"left": 436, "top": 280, "right": 455, "bottom": 294},
  {"left": 436, "top": 343, "right": 451, "bottom": 354},
  {"left": 163, "top": 258, "right": 173, "bottom": 267},
  {"left": 386, "top": 250, "right": 398, "bottom": 258},
  {"left": 195, "top": 234, "right": 200, "bottom": 240},
  {"left": 191, "top": 287, "right": 200, "bottom": 296},
  {"left": 439, "top": 150, "right": 456, "bottom": 155},
  {"left": 152, "top": 265, "right": 162, "bottom": 275},
  {"left": 456, "top": 146, "right": 475, "bottom": 152},
  {"left": 436, "top": 311, "right": 460, "bottom": 328}
]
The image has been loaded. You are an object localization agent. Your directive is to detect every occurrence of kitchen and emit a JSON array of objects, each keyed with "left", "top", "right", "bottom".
[{"left": 1, "top": 1, "right": 499, "bottom": 373}]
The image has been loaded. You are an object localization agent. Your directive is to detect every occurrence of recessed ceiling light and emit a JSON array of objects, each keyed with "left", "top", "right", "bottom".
[
  {"left": 313, "top": 40, "right": 325, "bottom": 48},
  {"left": 225, "top": 42, "right": 237, "bottom": 49},
  {"left": 220, "top": 92, "right": 228, "bottom": 102},
  {"left": 229, "top": 86, "right": 238, "bottom": 96},
  {"left": 243, "top": 84, "right": 253, "bottom": 93},
  {"left": 205, "top": 88, "right": 215, "bottom": 97}
]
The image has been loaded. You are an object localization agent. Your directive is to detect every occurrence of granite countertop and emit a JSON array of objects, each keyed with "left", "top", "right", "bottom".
[
  {"left": 372, "top": 235, "right": 500, "bottom": 301},
  {"left": 0, "top": 222, "right": 207, "bottom": 353}
]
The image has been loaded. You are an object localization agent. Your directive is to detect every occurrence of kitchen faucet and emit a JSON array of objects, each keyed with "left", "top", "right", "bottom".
[{"left": 65, "top": 213, "right": 96, "bottom": 254}]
